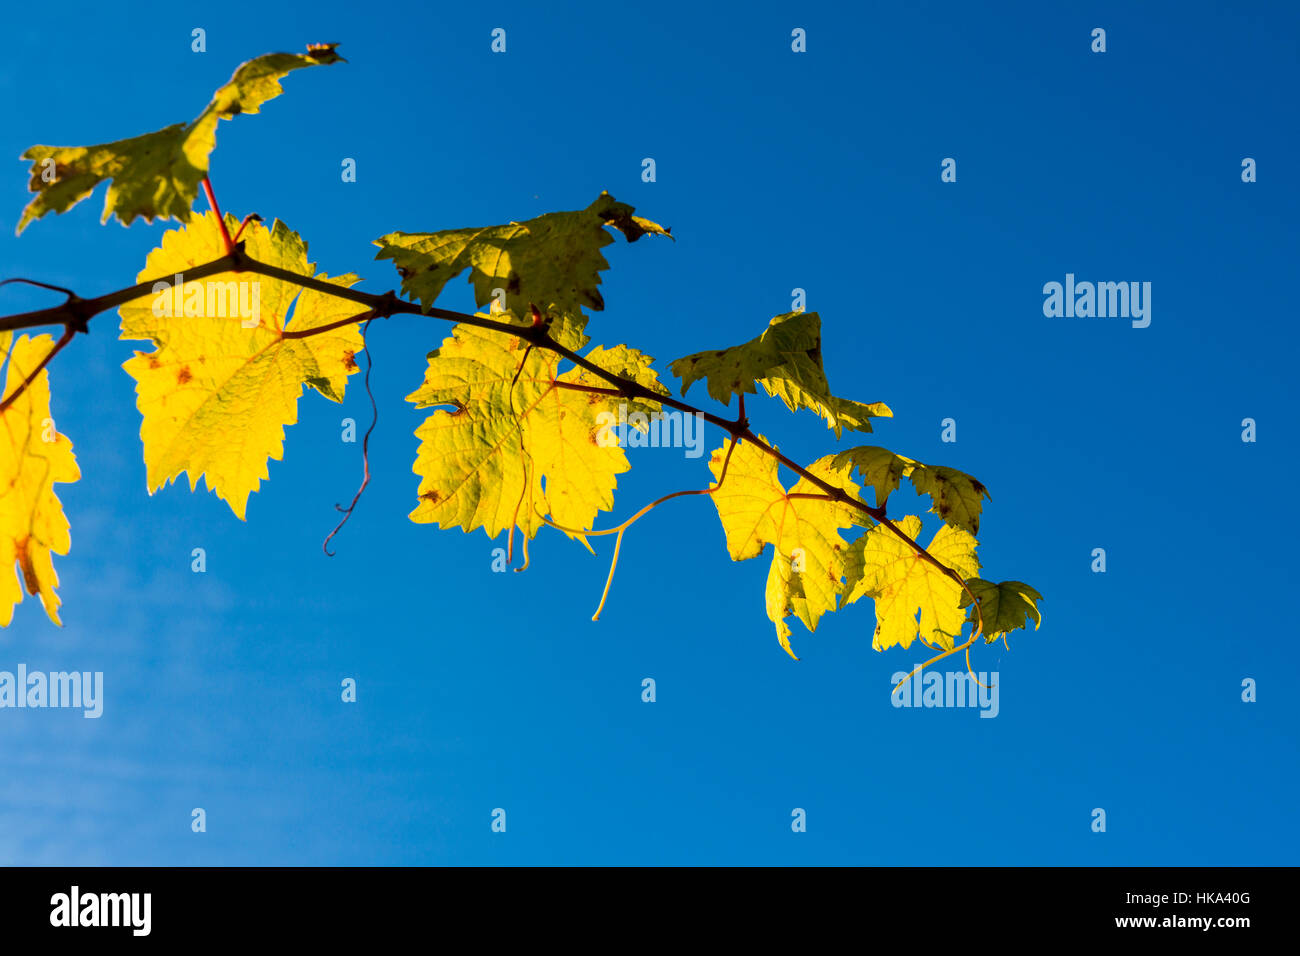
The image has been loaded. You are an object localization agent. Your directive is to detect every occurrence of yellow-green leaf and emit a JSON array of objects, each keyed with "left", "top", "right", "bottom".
[
  {"left": 961, "top": 579, "right": 1043, "bottom": 642},
  {"left": 17, "top": 44, "right": 343, "bottom": 233},
  {"left": 118, "top": 211, "right": 364, "bottom": 520},
  {"left": 407, "top": 324, "right": 663, "bottom": 542},
  {"left": 831, "top": 445, "right": 911, "bottom": 507},
  {"left": 0, "top": 334, "right": 80, "bottom": 625},
  {"left": 670, "top": 312, "right": 891, "bottom": 436},
  {"left": 843, "top": 515, "right": 980, "bottom": 652},
  {"left": 707, "top": 437, "right": 860, "bottom": 658},
  {"left": 374, "top": 192, "right": 671, "bottom": 351},
  {"left": 835, "top": 445, "right": 990, "bottom": 535},
  {"left": 907, "top": 464, "right": 989, "bottom": 536}
]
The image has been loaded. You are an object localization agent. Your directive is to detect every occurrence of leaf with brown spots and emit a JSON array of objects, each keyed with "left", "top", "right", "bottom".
[
  {"left": 0, "top": 332, "right": 80, "bottom": 625},
  {"left": 834, "top": 446, "right": 990, "bottom": 535},
  {"left": 118, "top": 211, "right": 364, "bottom": 519},
  {"left": 407, "top": 325, "right": 665, "bottom": 544},
  {"left": 17, "top": 45, "right": 343, "bottom": 233},
  {"left": 906, "top": 464, "right": 989, "bottom": 536}
]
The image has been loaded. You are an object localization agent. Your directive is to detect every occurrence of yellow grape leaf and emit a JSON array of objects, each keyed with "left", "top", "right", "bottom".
[
  {"left": 118, "top": 211, "right": 364, "bottom": 519},
  {"left": 671, "top": 312, "right": 891, "bottom": 436},
  {"left": 374, "top": 192, "right": 672, "bottom": 350},
  {"left": 765, "top": 551, "right": 825, "bottom": 658},
  {"left": 961, "top": 579, "right": 1043, "bottom": 642},
  {"left": 706, "top": 437, "right": 861, "bottom": 658},
  {"left": 834, "top": 445, "right": 990, "bottom": 534},
  {"left": 843, "top": 515, "right": 980, "bottom": 652},
  {"left": 407, "top": 324, "right": 664, "bottom": 541},
  {"left": 581, "top": 343, "right": 670, "bottom": 421},
  {"left": 17, "top": 44, "right": 343, "bottom": 233},
  {"left": 0, "top": 333, "right": 80, "bottom": 625}
]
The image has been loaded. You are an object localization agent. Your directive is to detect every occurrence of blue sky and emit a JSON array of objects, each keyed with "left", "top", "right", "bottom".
[{"left": 0, "top": 0, "right": 1296, "bottom": 865}]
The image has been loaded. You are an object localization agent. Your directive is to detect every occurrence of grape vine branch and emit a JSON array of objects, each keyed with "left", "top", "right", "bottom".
[
  {"left": 0, "top": 44, "right": 1042, "bottom": 690},
  {"left": 0, "top": 236, "right": 969, "bottom": 578}
]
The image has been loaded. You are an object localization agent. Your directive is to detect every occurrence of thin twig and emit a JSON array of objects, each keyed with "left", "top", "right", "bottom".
[
  {"left": 0, "top": 277, "right": 78, "bottom": 298},
  {"left": 322, "top": 317, "right": 379, "bottom": 556},
  {"left": 0, "top": 325, "right": 76, "bottom": 413}
]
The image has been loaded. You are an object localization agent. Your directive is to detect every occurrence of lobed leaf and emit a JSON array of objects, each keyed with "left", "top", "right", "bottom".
[
  {"left": 907, "top": 465, "right": 990, "bottom": 536},
  {"left": 118, "top": 211, "right": 365, "bottom": 519},
  {"left": 374, "top": 192, "right": 671, "bottom": 351},
  {"left": 670, "top": 312, "right": 891, "bottom": 437},
  {"left": 17, "top": 44, "right": 343, "bottom": 233},
  {"left": 407, "top": 324, "right": 665, "bottom": 543},
  {"left": 0, "top": 333, "right": 80, "bottom": 625},
  {"left": 831, "top": 445, "right": 911, "bottom": 507},
  {"left": 960, "top": 578, "right": 1043, "bottom": 642},
  {"left": 706, "top": 437, "right": 860, "bottom": 658},
  {"left": 842, "top": 515, "right": 980, "bottom": 652},
  {"left": 834, "top": 445, "right": 990, "bottom": 534}
]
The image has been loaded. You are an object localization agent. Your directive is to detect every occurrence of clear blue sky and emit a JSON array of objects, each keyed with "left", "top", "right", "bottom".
[{"left": 0, "top": 0, "right": 1296, "bottom": 865}]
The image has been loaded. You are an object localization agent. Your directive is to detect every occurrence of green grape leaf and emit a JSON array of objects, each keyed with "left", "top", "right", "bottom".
[
  {"left": 407, "top": 323, "right": 664, "bottom": 543},
  {"left": 834, "top": 446, "right": 990, "bottom": 534},
  {"left": 374, "top": 192, "right": 671, "bottom": 351},
  {"left": 960, "top": 579, "right": 1043, "bottom": 642},
  {"left": 906, "top": 464, "right": 989, "bottom": 536},
  {"left": 17, "top": 44, "right": 344, "bottom": 233},
  {"left": 831, "top": 446, "right": 911, "bottom": 507},
  {"left": 669, "top": 311, "right": 891, "bottom": 437},
  {"left": 707, "top": 437, "right": 861, "bottom": 658},
  {"left": 842, "top": 515, "right": 980, "bottom": 652}
]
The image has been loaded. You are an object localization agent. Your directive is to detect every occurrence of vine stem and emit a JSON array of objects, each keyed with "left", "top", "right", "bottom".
[{"left": 0, "top": 245, "right": 986, "bottom": 639}]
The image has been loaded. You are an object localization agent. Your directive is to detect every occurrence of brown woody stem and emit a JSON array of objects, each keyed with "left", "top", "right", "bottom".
[{"left": 0, "top": 247, "right": 985, "bottom": 635}]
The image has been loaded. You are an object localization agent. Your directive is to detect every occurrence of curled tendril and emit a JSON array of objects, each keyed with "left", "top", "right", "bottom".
[
  {"left": 891, "top": 625, "right": 998, "bottom": 697},
  {"left": 891, "top": 635, "right": 978, "bottom": 697},
  {"left": 539, "top": 436, "right": 742, "bottom": 620}
]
